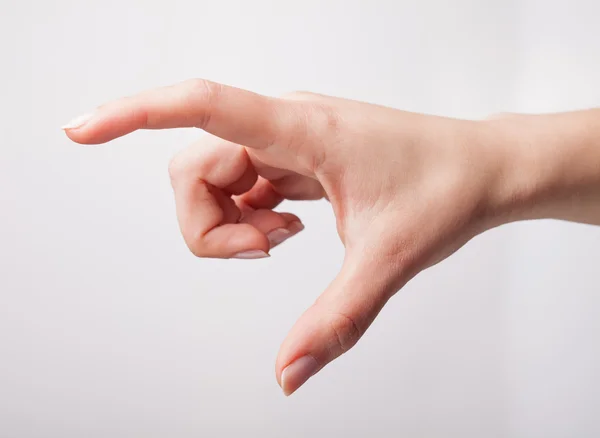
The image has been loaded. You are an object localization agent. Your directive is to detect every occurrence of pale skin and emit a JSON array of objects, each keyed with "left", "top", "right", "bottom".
[{"left": 63, "top": 79, "right": 600, "bottom": 396}]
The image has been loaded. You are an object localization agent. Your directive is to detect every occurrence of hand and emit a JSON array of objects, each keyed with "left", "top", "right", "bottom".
[{"left": 61, "top": 79, "right": 530, "bottom": 395}]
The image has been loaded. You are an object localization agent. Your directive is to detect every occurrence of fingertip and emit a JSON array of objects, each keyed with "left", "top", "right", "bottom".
[
  {"left": 62, "top": 112, "right": 100, "bottom": 144},
  {"left": 266, "top": 219, "right": 304, "bottom": 249},
  {"left": 279, "top": 213, "right": 302, "bottom": 226},
  {"left": 62, "top": 105, "right": 147, "bottom": 145},
  {"left": 62, "top": 127, "right": 90, "bottom": 144},
  {"left": 61, "top": 112, "right": 94, "bottom": 131},
  {"left": 194, "top": 223, "right": 271, "bottom": 259},
  {"left": 274, "top": 263, "right": 377, "bottom": 395},
  {"left": 287, "top": 220, "right": 305, "bottom": 234},
  {"left": 275, "top": 309, "right": 323, "bottom": 394},
  {"left": 62, "top": 123, "right": 101, "bottom": 145},
  {"left": 280, "top": 355, "right": 319, "bottom": 396}
]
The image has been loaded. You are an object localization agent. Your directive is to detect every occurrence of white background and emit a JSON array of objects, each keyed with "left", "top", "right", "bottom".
[{"left": 1, "top": 0, "right": 599, "bottom": 436}]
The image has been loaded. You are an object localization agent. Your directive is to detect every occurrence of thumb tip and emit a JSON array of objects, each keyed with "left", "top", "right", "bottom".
[{"left": 279, "top": 355, "right": 320, "bottom": 397}]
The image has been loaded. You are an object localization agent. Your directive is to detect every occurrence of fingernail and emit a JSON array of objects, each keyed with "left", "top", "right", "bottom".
[
  {"left": 61, "top": 113, "right": 93, "bottom": 130},
  {"left": 281, "top": 355, "right": 319, "bottom": 396},
  {"left": 232, "top": 250, "right": 270, "bottom": 259},
  {"left": 288, "top": 221, "right": 305, "bottom": 234},
  {"left": 267, "top": 227, "right": 292, "bottom": 247}
]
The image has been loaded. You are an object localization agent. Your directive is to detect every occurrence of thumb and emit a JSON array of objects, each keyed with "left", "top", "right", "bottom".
[{"left": 275, "top": 250, "right": 399, "bottom": 396}]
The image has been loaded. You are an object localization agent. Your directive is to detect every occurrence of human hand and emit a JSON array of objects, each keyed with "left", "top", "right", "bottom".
[{"left": 62, "top": 79, "right": 525, "bottom": 395}]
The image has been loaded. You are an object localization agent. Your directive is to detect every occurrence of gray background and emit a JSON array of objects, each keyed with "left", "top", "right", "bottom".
[{"left": 1, "top": 0, "right": 599, "bottom": 436}]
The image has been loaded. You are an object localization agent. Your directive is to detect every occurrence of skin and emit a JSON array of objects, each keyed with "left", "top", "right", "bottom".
[{"left": 63, "top": 79, "right": 600, "bottom": 396}]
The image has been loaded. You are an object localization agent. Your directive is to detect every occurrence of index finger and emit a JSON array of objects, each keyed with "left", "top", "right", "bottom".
[{"left": 62, "top": 79, "right": 298, "bottom": 148}]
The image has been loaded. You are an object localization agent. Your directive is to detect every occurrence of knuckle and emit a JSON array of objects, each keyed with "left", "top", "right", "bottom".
[
  {"left": 183, "top": 79, "right": 223, "bottom": 129},
  {"left": 297, "top": 102, "right": 342, "bottom": 171},
  {"left": 183, "top": 78, "right": 219, "bottom": 96},
  {"left": 316, "top": 103, "right": 343, "bottom": 139},
  {"left": 184, "top": 229, "right": 208, "bottom": 258},
  {"left": 326, "top": 310, "right": 362, "bottom": 354},
  {"left": 278, "top": 104, "right": 309, "bottom": 150},
  {"left": 168, "top": 154, "right": 187, "bottom": 181}
]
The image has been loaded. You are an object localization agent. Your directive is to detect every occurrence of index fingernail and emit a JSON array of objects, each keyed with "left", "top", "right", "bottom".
[{"left": 61, "top": 113, "right": 93, "bottom": 130}]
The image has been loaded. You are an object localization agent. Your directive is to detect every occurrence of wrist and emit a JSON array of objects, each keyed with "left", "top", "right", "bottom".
[{"left": 481, "top": 110, "right": 600, "bottom": 227}]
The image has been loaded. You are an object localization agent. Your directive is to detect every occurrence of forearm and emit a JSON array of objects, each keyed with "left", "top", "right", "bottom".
[{"left": 486, "top": 109, "right": 600, "bottom": 226}]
